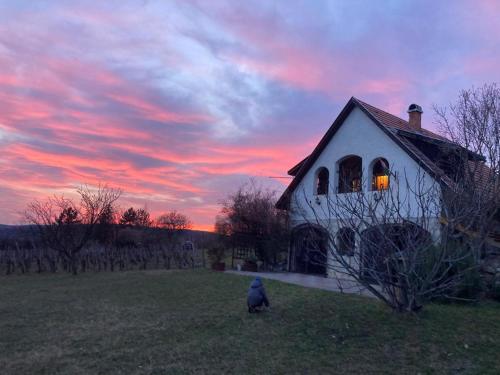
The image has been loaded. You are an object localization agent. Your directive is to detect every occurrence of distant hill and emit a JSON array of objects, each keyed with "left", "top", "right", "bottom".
[
  {"left": 0, "top": 225, "right": 25, "bottom": 238},
  {"left": 0, "top": 225, "right": 43, "bottom": 241},
  {"left": 181, "top": 229, "right": 217, "bottom": 240},
  {"left": 0, "top": 224, "right": 217, "bottom": 243}
]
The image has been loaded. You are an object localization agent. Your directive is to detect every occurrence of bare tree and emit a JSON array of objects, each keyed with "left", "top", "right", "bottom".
[
  {"left": 156, "top": 211, "right": 192, "bottom": 268},
  {"left": 218, "top": 182, "right": 289, "bottom": 269},
  {"left": 435, "top": 83, "right": 499, "bottom": 176},
  {"left": 156, "top": 211, "right": 192, "bottom": 232},
  {"left": 295, "top": 170, "right": 478, "bottom": 312},
  {"left": 25, "top": 184, "right": 121, "bottom": 275},
  {"left": 434, "top": 83, "right": 500, "bottom": 280},
  {"left": 94, "top": 199, "right": 119, "bottom": 246}
]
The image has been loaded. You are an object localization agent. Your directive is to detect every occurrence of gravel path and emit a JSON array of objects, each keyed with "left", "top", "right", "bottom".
[{"left": 225, "top": 270, "right": 376, "bottom": 298}]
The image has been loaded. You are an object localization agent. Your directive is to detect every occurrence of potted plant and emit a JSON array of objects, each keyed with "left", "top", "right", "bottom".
[
  {"left": 242, "top": 254, "right": 258, "bottom": 272},
  {"left": 207, "top": 246, "right": 226, "bottom": 271}
]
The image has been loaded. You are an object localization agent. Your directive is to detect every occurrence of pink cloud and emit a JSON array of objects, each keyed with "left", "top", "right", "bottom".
[{"left": 1, "top": 0, "right": 500, "bottom": 231}]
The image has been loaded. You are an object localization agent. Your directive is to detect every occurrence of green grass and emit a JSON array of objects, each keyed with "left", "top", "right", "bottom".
[{"left": 1, "top": 270, "right": 499, "bottom": 374}]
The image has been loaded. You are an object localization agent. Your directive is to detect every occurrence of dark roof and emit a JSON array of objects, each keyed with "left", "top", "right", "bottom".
[
  {"left": 276, "top": 97, "right": 465, "bottom": 210},
  {"left": 355, "top": 99, "right": 450, "bottom": 141}
]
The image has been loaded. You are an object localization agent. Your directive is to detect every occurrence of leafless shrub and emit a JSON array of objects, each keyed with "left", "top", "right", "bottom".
[
  {"left": 24, "top": 184, "right": 121, "bottom": 274},
  {"left": 217, "top": 182, "right": 289, "bottom": 269},
  {"left": 2, "top": 190, "right": 207, "bottom": 274},
  {"left": 156, "top": 211, "right": 193, "bottom": 268},
  {"left": 295, "top": 170, "right": 479, "bottom": 312},
  {"left": 434, "top": 83, "right": 500, "bottom": 257}
]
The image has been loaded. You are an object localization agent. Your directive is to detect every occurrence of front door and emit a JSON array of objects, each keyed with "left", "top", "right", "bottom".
[{"left": 292, "top": 226, "right": 328, "bottom": 275}]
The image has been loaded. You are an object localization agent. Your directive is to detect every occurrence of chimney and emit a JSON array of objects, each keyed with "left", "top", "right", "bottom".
[{"left": 407, "top": 103, "right": 423, "bottom": 130}]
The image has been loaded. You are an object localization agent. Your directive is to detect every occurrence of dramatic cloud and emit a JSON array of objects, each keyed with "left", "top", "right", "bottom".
[{"left": 0, "top": 0, "right": 499, "bottom": 230}]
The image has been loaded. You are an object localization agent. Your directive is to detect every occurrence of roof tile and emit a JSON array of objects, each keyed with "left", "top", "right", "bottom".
[{"left": 354, "top": 98, "right": 450, "bottom": 141}]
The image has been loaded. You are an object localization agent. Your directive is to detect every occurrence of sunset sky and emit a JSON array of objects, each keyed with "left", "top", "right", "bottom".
[{"left": 1, "top": 0, "right": 499, "bottom": 230}]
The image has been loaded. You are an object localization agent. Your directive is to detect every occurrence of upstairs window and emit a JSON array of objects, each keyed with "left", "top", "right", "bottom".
[
  {"left": 338, "top": 155, "right": 362, "bottom": 193},
  {"left": 315, "top": 167, "right": 329, "bottom": 195},
  {"left": 371, "top": 158, "right": 390, "bottom": 191}
]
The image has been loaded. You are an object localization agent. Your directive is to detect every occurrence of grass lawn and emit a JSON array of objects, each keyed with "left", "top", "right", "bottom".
[{"left": 1, "top": 270, "right": 499, "bottom": 374}]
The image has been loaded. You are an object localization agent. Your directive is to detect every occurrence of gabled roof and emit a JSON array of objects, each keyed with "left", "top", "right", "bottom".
[{"left": 276, "top": 97, "right": 460, "bottom": 210}]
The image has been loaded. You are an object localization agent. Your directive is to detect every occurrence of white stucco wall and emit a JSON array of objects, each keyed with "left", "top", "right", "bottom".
[{"left": 288, "top": 107, "right": 442, "bottom": 279}]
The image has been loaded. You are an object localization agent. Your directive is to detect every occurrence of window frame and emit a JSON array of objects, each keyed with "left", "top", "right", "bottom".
[
  {"left": 337, "top": 155, "right": 363, "bottom": 194},
  {"left": 370, "top": 158, "right": 390, "bottom": 191},
  {"left": 314, "top": 167, "right": 329, "bottom": 196}
]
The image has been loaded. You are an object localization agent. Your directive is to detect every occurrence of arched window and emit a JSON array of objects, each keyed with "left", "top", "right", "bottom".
[
  {"left": 371, "top": 158, "right": 390, "bottom": 191},
  {"left": 336, "top": 227, "right": 355, "bottom": 256},
  {"left": 338, "top": 155, "right": 362, "bottom": 193},
  {"left": 315, "top": 167, "right": 329, "bottom": 195},
  {"left": 291, "top": 224, "right": 329, "bottom": 275}
]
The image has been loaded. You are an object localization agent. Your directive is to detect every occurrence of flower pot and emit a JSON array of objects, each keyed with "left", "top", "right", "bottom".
[{"left": 211, "top": 262, "right": 225, "bottom": 271}]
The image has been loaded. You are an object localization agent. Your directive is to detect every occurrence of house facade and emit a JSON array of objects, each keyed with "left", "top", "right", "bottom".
[{"left": 276, "top": 97, "right": 469, "bottom": 279}]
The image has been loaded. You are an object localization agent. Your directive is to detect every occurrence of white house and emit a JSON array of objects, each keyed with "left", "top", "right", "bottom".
[{"left": 276, "top": 97, "right": 484, "bottom": 279}]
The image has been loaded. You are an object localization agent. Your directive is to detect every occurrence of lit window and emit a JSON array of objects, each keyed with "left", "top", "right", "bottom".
[
  {"left": 374, "top": 175, "right": 389, "bottom": 190},
  {"left": 371, "top": 158, "right": 390, "bottom": 191}
]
